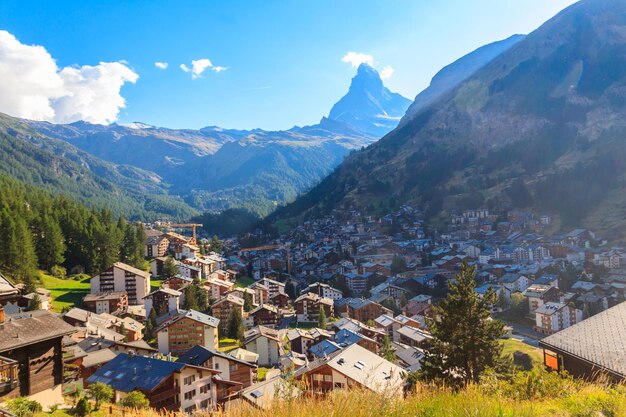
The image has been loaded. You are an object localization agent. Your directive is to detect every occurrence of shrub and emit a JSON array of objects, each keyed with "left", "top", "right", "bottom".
[
  {"left": 50, "top": 265, "right": 66, "bottom": 279},
  {"left": 120, "top": 390, "right": 150, "bottom": 409},
  {"left": 75, "top": 396, "right": 91, "bottom": 417},
  {"left": 5, "top": 397, "right": 42, "bottom": 417}
]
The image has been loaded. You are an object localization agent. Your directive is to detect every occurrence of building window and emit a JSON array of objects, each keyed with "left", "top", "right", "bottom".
[
  {"left": 199, "top": 383, "right": 211, "bottom": 394},
  {"left": 184, "top": 375, "right": 196, "bottom": 385},
  {"left": 183, "top": 389, "right": 196, "bottom": 400}
]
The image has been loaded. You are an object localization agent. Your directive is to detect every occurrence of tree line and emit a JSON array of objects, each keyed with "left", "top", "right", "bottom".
[{"left": 0, "top": 175, "right": 147, "bottom": 286}]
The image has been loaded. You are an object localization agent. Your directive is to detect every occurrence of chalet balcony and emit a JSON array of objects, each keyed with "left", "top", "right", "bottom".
[{"left": 0, "top": 356, "right": 18, "bottom": 394}]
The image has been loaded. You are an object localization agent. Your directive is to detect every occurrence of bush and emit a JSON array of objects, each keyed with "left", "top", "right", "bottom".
[
  {"left": 70, "top": 273, "right": 90, "bottom": 281},
  {"left": 5, "top": 397, "right": 42, "bottom": 417},
  {"left": 120, "top": 390, "right": 150, "bottom": 409},
  {"left": 75, "top": 396, "right": 91, "bottom": 417},
  {"left": 50, "top": 265, "right": 66, "bottom": 279}
]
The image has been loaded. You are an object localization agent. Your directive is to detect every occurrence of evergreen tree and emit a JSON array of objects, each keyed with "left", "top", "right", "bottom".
[
  {"left": 391, "top": 255, "right": 408, "bottom": 274},
  {"left": 318, "top": 305, "right": 327, "bottom": 328},
  {"left": 209, "top": 235, "right": 223, "bottom": 253},
  {"left": 497, "top": 289, "right": 511, "bottom": 311},
  {"left": 75, "top": 397, "right": 91, "bottom": 417},
  {"left": 27, "top": 293, "right": 41, "bottom": 311},
  {"left": 285, "top": 280, "right": 296, "bottom": 300},
  {"left": 420, "top": 262, "right": 505, "bottom": 385},
  {"left": 163, "top": 256, "right": 179, "bottom": 278},
  {"left": 145, "top": 308, "right": 157, "bottom": 340},
  {"left": 34, "top": 214, "right": 66, "bottom": 271},
  {"left": 0, "top": 209, "right": 37, "bottom": 283},
  {"left": 183, "top": 284, "right": 200, "bottom": 311},
  {"left": 227, "top": 308, "right": 244, "bottom": 341},
  {"left": 243, "top": 292, "right": 253, "bottom": 312},
  {"left": 381, "top": 334, "right": 396, "bottom": 362}
]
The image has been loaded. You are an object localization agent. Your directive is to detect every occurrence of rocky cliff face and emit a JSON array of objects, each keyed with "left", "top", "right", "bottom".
[{"left": 328, "top": 64, "right": 411, "bottom": 137}]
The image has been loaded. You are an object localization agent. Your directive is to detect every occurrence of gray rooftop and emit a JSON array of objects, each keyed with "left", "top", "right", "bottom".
[
  {"left": 540, "top": 302, "right": 626, "bottom": 378},
  {"left": 0, "top": 311, "right": 75, "bottom": 352}
]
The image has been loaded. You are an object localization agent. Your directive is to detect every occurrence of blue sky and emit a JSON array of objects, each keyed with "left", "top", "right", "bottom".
[{"left": 0, "top": 0, "right": 578, "bottom": 130}]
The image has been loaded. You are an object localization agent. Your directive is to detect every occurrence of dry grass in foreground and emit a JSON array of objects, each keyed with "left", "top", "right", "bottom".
[{"left": 116, "top": 372, "right": 626, "bottom": 417}]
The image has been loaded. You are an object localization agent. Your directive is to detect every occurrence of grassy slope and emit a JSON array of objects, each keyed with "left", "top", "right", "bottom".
[
  {"left": 39, "top": 272, "right": 90, "bottom": 312},
  {"left": 502, "top": 338, "right": 543, "bottom": 365},
  {"left": 235, "top": 276, "right": 255, "bottom": 288}
]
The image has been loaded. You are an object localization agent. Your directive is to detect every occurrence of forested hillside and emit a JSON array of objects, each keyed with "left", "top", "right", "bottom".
[
  {"left": 0, "top": 113, "right": 197, "bottom": 221},
  {"left": 270, "top": 0, "right": 626, "bottom": 239},
  {"left": 0, "top": 175, "right": 147, "bottom": 287}
]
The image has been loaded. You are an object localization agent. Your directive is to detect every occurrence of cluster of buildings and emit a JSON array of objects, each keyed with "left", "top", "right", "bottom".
[{"left": 2, "top": 208, "right": 626, "bottom": 412}]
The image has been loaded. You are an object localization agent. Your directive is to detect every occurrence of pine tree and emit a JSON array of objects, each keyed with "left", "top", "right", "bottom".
[
  {"left": 145, "top": 308, "right": 158, "bottom": 340},
  {"left": 285, "top": 280, "right": 296, "bottom": 300},
  {"left": 163, "top": 256, "right": 179, "bottom": 278},
  {"left": 420, "top": 262, "right": 505, "bottom": 385},
  {"left": 34, "top": 214, "right": 66, "bottom": 271},
  {"left": 227, "top": 308, "right": 244, "bottom": 342},
  {"left": 381, "top": 334, "right": 396, "bottom": 362},
  {"left": 243, "top": 292, "right": 253, "bottom": 312},
  {"left": 183, "top": 284, "right": 200, "bottom": 311},
  {"left": 210, "top": 235, "right": 223, "bottom": 253},
  {"left": 318, "top": 305, "right": 327, "bottom": 328},
  {"left": 27, "top": 293, "right": 42, "bottom": 311},
  {"left": 0, "top": 209, "right": 37, "bottom": 283},
  {"left": 75, "top": 397, "right": 91, "bottom": 417}
]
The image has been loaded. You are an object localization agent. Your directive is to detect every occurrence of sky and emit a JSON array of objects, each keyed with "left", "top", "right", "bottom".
[{"left": 0, "top": 0, "right": 579, "bottom": 131}]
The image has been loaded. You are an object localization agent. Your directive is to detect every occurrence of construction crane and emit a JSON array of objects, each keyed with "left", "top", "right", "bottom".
[
  {"left": 240, "top": 244, "right": 291, "bottom": 275},
  {"left": 168, "top": 223, "right": 203, "bottom": 245}
]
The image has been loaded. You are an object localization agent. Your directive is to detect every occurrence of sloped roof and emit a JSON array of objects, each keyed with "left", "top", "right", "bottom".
[
  {"left": 176, "top": 345, "right": 255, "bottom": 367},
  {"left": 88, "top": 353, "right": 186, "bottom": 392},
  {"left": 0, "top": 311, "right": 75, "bottom": 352},
  {"left": 540, "top": 302, "right": 626, "bottom": 378},
  {"left": 154, "top": 309, "right": 219, "bottom": 333}
]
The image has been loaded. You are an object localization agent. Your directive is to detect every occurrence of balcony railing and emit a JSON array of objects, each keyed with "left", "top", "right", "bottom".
[{"left": 0, "top": 356, "right": 18, "bottom": 394}]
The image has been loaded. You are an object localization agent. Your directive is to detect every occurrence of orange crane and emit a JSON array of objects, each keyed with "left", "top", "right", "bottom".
[
  {"left": 241, "top": 244, "right": 292, "bottom": 275},
  {"left": 168, "top": 223, "right": 203, "bottom": 245}
]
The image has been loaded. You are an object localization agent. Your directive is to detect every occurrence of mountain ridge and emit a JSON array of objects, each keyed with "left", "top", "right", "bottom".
[
  {"left": 270, "top": 0, "right": 626, "bottom": 239},
  {"left": 22, "top": 65, "right": 409, "bottom": 216}
]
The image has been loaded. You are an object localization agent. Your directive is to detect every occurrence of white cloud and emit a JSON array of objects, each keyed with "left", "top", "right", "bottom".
[
  {"left": 191, "top": 58, "right": 212, "bottom": 78},
  {"left": 154, "top": 61, "right": 168, "bottom": 69},
  {"left": 180, "top": 58, "right": 227, "bottom": 79},
  {"left": 380, "top": 65, "right": 394, "bottom": 80},
  {"left": 0, "top": 30, "right": 138, "bottom": 124},
  {"left": 341, "top": 51, "right": 374, "bottom": 68}
]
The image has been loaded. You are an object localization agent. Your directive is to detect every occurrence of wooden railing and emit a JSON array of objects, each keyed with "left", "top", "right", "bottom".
[{"left": 0, "top": 356, "right": 18, "bottom": 393}]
